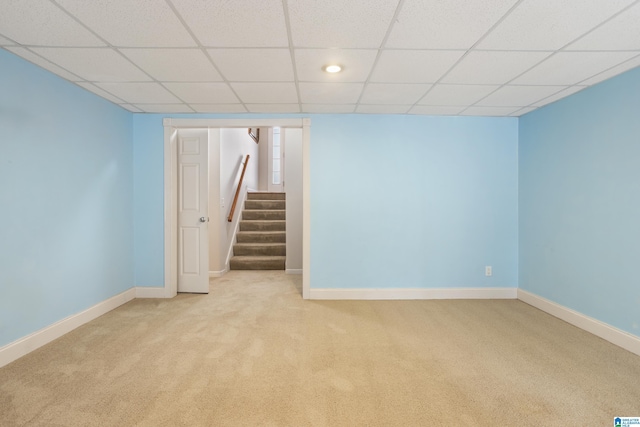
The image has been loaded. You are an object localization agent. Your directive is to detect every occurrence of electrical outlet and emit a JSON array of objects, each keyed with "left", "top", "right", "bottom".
[{"left": 485, "top": 266, "right": 492, "bottom": 277}]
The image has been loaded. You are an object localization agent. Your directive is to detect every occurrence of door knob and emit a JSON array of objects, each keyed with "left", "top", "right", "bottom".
[{"left": 200, "top": 217, "right": 206, "bottom": 223}]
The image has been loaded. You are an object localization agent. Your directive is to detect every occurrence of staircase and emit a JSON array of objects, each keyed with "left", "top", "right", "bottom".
[{"left": 229, "top": 192, "right": 286, "bottom": 270}]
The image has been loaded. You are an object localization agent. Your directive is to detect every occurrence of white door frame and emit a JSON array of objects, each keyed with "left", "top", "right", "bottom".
[{"left": 163, "top": 118, "right": 311, "bottom": 299}]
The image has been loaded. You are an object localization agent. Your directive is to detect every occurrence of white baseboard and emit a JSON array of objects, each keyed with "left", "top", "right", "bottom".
[
  {"left": 517, "top": 289, "right": 640, "bottom": 357},
  {"left": 209, "top": 269, "right": 228, "bottom": 278},
  {"left": 286, "top": 269, "right": 303, "bottom": 275},
  {"left": 309, "top": 287, "right": 517, "bottom": 300},
  {"left": 0, "top": 288, "right": 136, "bottom": 368},
  {"left": 135, "top": 286, "right": 168, "bottom": 298}
]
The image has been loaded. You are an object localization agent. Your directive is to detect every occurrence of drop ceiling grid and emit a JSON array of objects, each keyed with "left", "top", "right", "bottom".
[
  {"left": 4, "top": 46, "right": 84, "bottom": 82},
  {"left": 0, "top": 0, "right": 639, "bottom": 115},
  {"left": 0, "top": 35, "right": 15, "bottom": 45}
]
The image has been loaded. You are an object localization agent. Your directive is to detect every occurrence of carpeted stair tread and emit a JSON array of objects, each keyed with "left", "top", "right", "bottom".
[
  {"left": 239, "top": 220, "right": 286, "bottom": 231},
  {"left": 245, "top": 200, "right": 286, "bottom": 210},
  {"left": 242, "top": 210, "right": 285, "bottom": 220},
  {"left": 247, "top": 192, "right": 286, "bottom": 200},
  {"left": 230, "top": 256, "right": 286, "bottom": 270},
  {"left": 237, "top": 231, "right": 286, "bottom": 243},
  {"left": 233, "top": 243, "right": 286, "bottom": 256},
  {"left": 231, "top": 192, "right": 286, "bottom": 270}
]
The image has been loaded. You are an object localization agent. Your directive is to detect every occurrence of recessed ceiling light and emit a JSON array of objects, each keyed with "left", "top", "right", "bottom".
[{"left": 324, "top": 64, "right": 342, "bottom": 73}]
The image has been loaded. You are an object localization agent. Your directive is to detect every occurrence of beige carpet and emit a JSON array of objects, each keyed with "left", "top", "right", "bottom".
[{"left": 1, "top": 271, "right": 639, "bottom": 426}]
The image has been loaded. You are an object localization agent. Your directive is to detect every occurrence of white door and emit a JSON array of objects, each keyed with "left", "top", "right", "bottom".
[
  {"left": 177, "top": 129, "right": 209, "bottom": 294},
  {"left": 268, "top": 127, "right": 284, "bottom": 192}
]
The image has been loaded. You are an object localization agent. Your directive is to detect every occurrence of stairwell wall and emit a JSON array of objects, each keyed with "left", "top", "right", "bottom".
[
  {"left": 220, "top": 128, "right": 259, "bottom": 270},
  {"left": 284, "top": 128, "right": 303, "bottom": 272}
]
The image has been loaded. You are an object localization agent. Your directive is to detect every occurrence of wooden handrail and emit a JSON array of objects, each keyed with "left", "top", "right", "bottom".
[{"left": 228, "top": 155, "right": 250, "bottom": 222}]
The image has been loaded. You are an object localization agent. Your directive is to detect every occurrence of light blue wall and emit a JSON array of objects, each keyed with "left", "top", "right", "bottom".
[
  {"left": 132, "top": 114, "right": 519, "bottom": 289},
  {"left": 0, "top": 49, "right": 134, "bottom": 347},
  {"left": 311, "top": 115, "right": 518, "bottom": 288},
  {"left": 519, "top": 67, "right": 640, "bottom": 336}
]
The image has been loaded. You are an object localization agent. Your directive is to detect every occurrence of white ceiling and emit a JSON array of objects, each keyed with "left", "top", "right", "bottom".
[{"left": 1, "top": 0, "right": 639, "bottom": 116}]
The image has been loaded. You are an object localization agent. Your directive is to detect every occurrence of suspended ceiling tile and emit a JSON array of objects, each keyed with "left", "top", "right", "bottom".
[
  {"left": 96, "top": 82, "right": 181, "bottom": 104},
  {"left": 409, "top": 105, "right": 466, "bottom": 115},
  {"left": 231, "top": 82, "right": 299, "bottom": 103},
  {"left": 76, "top": 82, "right": 126, "bottom": 104},
  {"left": 121, "top": 49, "right": 221, "bottom": 82},
  {"left": 567, "top": 3, "right": 640, "bottom": 50},
  {"left": 512, "top": 51, "right": 639, "bottom": 85},
  {"left": 360, "top": 83, "right": 431, "bottom": 104},
  {"left": 0, "top": 0, "right": 105, "bottom": 46},
  {"left": 356, "top": 105, "right": 412, "bottom": 114},
  {"left": 119, "top": 104, "right": 143, "bottom": 113},
  {"left": 133, "top": 104, "right": 194, "bottom": 113},
  {"left": 57, "top": 0, "right": 196, "bottom": 47},
  {"left": 461, "top": 106, "right": 522, "bottom": 116},
  {"left": 208, "top": 49, "right": 294, "bottom": 82},
  {"left": 579, "top": 55, "right": 640, "bottom": 85},
  {"left": 302, "top": 104, "right": 356, "bottom": 113},
  {"left": 532, "top": 86, "right": 588, "bottom": 107},
  {"left": 171, "top": 0, "right": 288, "bottom": 47},
  {"left": 190, "top": 104, "right": 248, "bottom": 113},
  {"left": 478, "top": 0, "right": 634, "bottom": 50},
  {"left": 509, "top": 106, "right": 538, "bottom": 116},
  {"left": 245, "top": 104, "right": 301, "bottom": 113},
  {"left": 31, "top": 48, "right": 151, "bottom": 82},
  {"left": 298, "top": 82, "right": 364, "bottom": 104},
  {"left": 370, "top": 50, "right": 465, "bottom": 83},
  {"left": 4, "top": 47, "right": 83, "bottom": 81},
  {"left": 477, "top": 85, "right": 566, "bottom": 107},
  {"left": 386, "top": 0, "right": 518, "bottom": 49},
  {"left": 288, "top": 0, "right": 397, "bottom": 48},
  {"left": 163, "top": 82, "right": 239, "bottom": 104},
  {"left": 419, "top": 84, "right": 500, "bottom": 106},
  {"left": 442, "top": 51, "right": 552, "bottom": 85},
  {"left": 295, "top": 49, "right": 377, "bottom": 82}
]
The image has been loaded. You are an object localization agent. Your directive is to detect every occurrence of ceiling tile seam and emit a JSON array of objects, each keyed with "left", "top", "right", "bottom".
[
  {"left": 78, "top": 82, "right": 130, "bottom": 104},
  {"left": 49, "top": 0, "right": 181, "bottom": 111},
  {"left": 0, "top": 33, "right": 18, "bottom": 44},
  {"left": 532, "top": 85, "right": 589, "bottom": 107},
  {"left": 282, "top": 0, "right": 302, "bottom": 109},
  {"left": 560, "top": 0, "right": 640, "bottom": 52},
  {"left": 353, "top": 0, "right": 406, "bottom": 107},
  {"left": 110, "top": 46, "right": 198, "bottom": 109},
  {"left": 575, "top": 52, "right": 640, "bottom": 86},
  {"left": 410, "top": 0, "right": 529, "bottom": 115},
  {"left": 164, "top": 0, "right": 248, "bottom": 113},
  {"left": 471, "top": 0, "right": 640, "bottom": 111},
  {"left": 5, "top": 45, "right": 84, "bottom": 81},
  {"left": 45, "top": 0, "right": 106, "bottom": 47}
]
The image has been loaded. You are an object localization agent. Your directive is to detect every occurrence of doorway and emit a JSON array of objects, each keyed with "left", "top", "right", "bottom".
[{"left": 162, "top": 118, "right": 311, "bottom": 299}]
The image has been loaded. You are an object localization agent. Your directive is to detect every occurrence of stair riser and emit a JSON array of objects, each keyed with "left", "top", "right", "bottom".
[
  {"left": 239, "top": 221, "right": 286, "bottom": 231},
  {"left": 245, "top": 200, "right": 286, "bottom": 210},
  {"left": 237, "top": 233, "right": 286, "bottom": 243},
  {"left": 242, "top": 211, "right": 285, "bottom": 220},
  {"left": 234, "top": 245, "right": 286, "bottom": 256},
  {"left": 247, "top": 192, "right": 286, "bottom": 200},
  {"left": 230, "top": 259, "right": 285, "bottom": 270}
]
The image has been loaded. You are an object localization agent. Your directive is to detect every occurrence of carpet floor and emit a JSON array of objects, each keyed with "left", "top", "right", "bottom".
[{"left": 1, "top": 271, "right": 639, "bottom": 426}]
